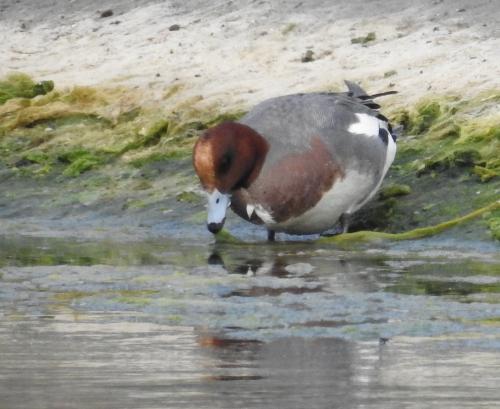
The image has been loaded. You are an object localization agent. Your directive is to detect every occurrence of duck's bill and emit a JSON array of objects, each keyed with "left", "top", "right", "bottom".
[{"left": 207, "top": 189, "right": 231, "bottom": 234}]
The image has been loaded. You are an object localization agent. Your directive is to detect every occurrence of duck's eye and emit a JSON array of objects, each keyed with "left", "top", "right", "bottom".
[
  {"left": 218, "top": 152, "right": 233, "bottom": 174},
  {"left": 216, "top": 198, "right": 220, "bottom": 204}
]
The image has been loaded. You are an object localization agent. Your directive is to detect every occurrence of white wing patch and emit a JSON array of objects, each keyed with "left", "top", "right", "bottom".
[
  {"left": 254, "top": 204, "right": 275, "bottom": 224},
  {"left": 246, "top": 204, "right": 255, "bottom": 218},
  {"left": 348, "top": 113, "right": 380, "bottom": 137},
  {"left": 246, "top": 203, "right": 275, "bottom": 224}
]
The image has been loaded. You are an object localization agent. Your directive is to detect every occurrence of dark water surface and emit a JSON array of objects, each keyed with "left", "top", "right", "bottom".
[{"left": 1, "top": 234, "right": 499, "bottom": 408}]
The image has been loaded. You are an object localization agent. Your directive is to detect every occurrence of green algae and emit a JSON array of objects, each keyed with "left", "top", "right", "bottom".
[
  {"left": 62, "top": 154, "right": 102, "bottom": 176},
  {"left": 132, "top": 150, "right": 189, "bottom": 167},
  {"left": 114, "top": 290, "right": 160, "bottom": 306},
  {"left": 176, "top": 191, "right": 201, "bottom": 204},
  {"left": 379, "top": 184, "right": 411, "bottom": 199},
  {"left": 55, "top": 148, "right": 106, "bottom": 177},
  {"left": 384, "top": 258, "right": 500, "bottom": 299},
  {"left": 319, "top": 200, "right": 500, "bottom": 246},
  {"left": 0, "top": 73, "right": 54, "bottom": 104},
  {"left": 474, "top": 165, "right": 498, "bottom": 182},
  {"left": 23, "top": 150, "right": 50, "bottom": 165},
  {"left": 393, "top": 93, "right": 500, "bottom": 182},
  {"left": 53, "top": 291, "right": 95, "bottom": 302},
  {"left": 477, "top": 317, "right": 500, "bottom": 325},
  {"left": 384, "top": 70, "right": 397, "bottom": 78},
  {"left": 410, "top": 101, "right": 441, "bottom": 134},
  {"left": 215, "top": 229, "right": 243, "bottom": 244},
  {"left": 186, "top": 210, "right": 207, "bottom": 224},
  {"left": 120, "top": 119, "right": 170, "bottom": 153},
  {"left": 0, "top": 236, "right": 168, "bottom": 268},
  {"left": 131, "top": 180, "right": 153, "bottom": 191},
  {"left": 63, "top": 86, "right": 106, "bottom": 106},
  {"left": 281, "top": 22, "right": 297, "bottom": 35},
  {"left": 381, "top": 93, "right": 500, "bottom": 238},
  {"left": 351, "top": 32, "right": 376, "bottom": 45},
  {"left": 53, "top": 289, "right": 159, "bottom": 305},
  {"left": 387, "top": 278, "right": 500, "bottom": 298},
  {"left": 0, "top": 74, "right": 246, "bottom": 180},
  {"left": 488, "top": 216, "right": 500, "bottom": 240},
  {"left": 114, "top": 296, "right": 152, "bottom": 306}
]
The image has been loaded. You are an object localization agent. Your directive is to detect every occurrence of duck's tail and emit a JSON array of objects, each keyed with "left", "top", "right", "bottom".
[
  {"left": 344, "top": 80, "right": 397, "bottom": 100},
  {"left": 344, "top": 80, "right": 397, "bottom": 110},
  {"left": 345, "top": 80, "right": 400, "bottom": 140}
]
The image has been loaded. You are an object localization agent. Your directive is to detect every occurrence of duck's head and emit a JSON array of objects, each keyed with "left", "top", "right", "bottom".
[{"left": 193, "top": 122, "right": 268, "bottom": 234}]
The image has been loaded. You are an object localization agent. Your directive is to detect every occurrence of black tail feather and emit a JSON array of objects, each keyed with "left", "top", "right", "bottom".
[
  {"left": 344, "top": 80, "right": 397, "bottom": 99},
  {"left": 344, "top": 80, "right": 368, "bottom": 98},
  {"left": 367, "top": 90, "right": 398, "bottom": 99}
]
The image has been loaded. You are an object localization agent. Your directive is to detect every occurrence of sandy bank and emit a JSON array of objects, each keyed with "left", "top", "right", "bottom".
[{"left": 1, "top": 0, "right": 499, "bottom": 110}]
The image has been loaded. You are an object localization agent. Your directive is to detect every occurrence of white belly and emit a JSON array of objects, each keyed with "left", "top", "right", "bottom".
[{"left": 270, "top": 170, "right": 375, "bottom": 234}]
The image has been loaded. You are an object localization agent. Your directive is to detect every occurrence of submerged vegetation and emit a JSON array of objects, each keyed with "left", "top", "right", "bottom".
[{"left": 0, "top": 73, "right": 499, "bottom": 242}]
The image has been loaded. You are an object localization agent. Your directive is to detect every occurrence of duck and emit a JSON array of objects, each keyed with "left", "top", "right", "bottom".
[{"left": 193, "top": 81, "right": 397, "bottom": 241}]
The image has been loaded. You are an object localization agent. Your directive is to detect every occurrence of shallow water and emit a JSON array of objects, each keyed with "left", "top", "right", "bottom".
[{"left": 1, "top": 233, "right": 499, "bottom": 408}]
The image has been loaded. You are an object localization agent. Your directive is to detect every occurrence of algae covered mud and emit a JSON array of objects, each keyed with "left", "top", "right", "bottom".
[{"left": 0, "top": 73, "right": 499, "bottom": 240}]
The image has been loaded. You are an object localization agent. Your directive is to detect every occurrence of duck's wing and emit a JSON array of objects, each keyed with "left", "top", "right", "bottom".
[{"left": 239, "top": 87, "right": 396, "bottom": 155}]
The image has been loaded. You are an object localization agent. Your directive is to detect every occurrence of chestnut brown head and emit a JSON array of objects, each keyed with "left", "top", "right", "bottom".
[{"left": 193, "top": 122, "right": 268, "bottom": 234}]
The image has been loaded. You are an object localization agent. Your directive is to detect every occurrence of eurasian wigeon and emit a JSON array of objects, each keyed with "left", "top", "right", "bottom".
[{"left": 193, "top": 81, "right": 397, "bottom": 241}]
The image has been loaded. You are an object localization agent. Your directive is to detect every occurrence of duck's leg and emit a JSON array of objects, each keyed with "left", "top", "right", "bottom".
[
  {"left": 320, "top": 214, "right": 353, "bottom": 237},
  {"left": 339, "top": 213, "right": 351, "bottom": 234},
  {"left": 267, "top": 230, "right": 276, "bottom": 242}
]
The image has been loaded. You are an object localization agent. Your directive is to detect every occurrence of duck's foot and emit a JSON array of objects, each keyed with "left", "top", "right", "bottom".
[
  {"left": 320, "top": 214, "right": 351, "bottom": 237},
  {"left": 267, "top": 230, "right": 276, "bottom": 242},
  {"left": 320, "top": 226, "right": 344, "bottom": 237}
]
